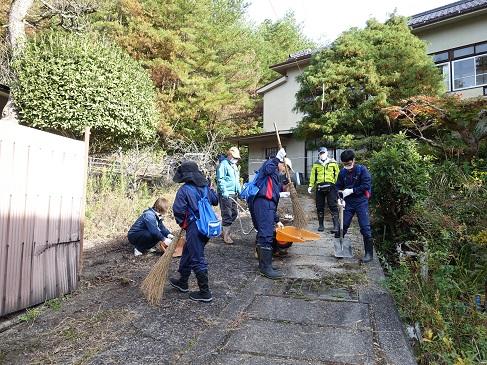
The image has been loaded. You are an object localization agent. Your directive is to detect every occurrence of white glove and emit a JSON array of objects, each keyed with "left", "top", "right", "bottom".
[
  {"left": 338, "top": 198, "right": 346, "bottom": 208},
  {"left": 279, "top": 191, "right": 290, "bottom": 198},
  {"left": 308, "top": 186, "right": 313, "bottom": 194},
  {"left": 163, "top": 237, "right": 172, "bottom": 246},
  {"left": 342, "top": 188, "right": 354, "bottom": 198},
  {"left": 276, "top": 148, "right": 286, "bottom": 162},
  {"left": 276, "top": 221, "right": 284, "bottom": 229},
  {"left": 167, "top": 234, "right": 174, "bottom": 240}
]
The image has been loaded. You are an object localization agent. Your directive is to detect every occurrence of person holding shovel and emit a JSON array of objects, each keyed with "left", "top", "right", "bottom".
[
  {"left": 128, "top": 198, "right": 174, "bottom": 256},
  {"left": 335, "top": 150, "right": 373, "bottom": 263},
  {"left": 249, "top": 149, "right": 292, "bottom": 279},
  {"left": 217, "top": 147, "right": 241, "bottom": 244},
  {"left": 169, "top": 161, "right": 219, "bottom": 302},
  {"left": 308, "top": 147, "right": 340, "bottom": 233}
]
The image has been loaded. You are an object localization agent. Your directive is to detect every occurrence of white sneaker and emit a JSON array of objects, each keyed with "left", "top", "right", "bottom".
[{"left": 134, "top": 248, "right": 143, "bottom": 256}]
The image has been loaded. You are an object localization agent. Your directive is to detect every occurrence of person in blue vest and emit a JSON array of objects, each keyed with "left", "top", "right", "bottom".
[
  {"left": 217, "top": 147, "right": 241, "bottom": 244},
  {"left": 335, "top": 149, "right": 374, "bottom": 263},
  {"left": 249, "top": 148, "right": 292, "bottom": 279},
  {"left": 169, "top": 161, "right": 218, "bottom": 302},
  {"left": 128, "top": 198, "right": 174, "bottom": 256}
]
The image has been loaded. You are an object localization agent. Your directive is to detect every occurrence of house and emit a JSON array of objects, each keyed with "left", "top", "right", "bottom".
[
  {"left": 410, "top": 0, "right": 487, "bottom": 97},
  {"left": 232, "top": 50, "right": 341, "bottom": 182},
  {"left": 0, "top": 84, "right": 9, "bottom": 115},
  {"left": 235, "top": 0, "right": 487, "bottom": 180}
]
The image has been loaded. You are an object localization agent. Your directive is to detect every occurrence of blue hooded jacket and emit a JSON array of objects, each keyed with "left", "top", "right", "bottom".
[
  {"left": 173, "top": 183, "right": 219, "bottom": 228},
  {"left": 254, "top": 158, "right": 283, "bottom": 204},
  {"left": 128, "top": 208, "right": 171, "bottom": 242}
]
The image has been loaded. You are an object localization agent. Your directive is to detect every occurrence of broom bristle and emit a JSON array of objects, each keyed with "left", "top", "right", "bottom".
[
  {"left": 141, "top": 231, "right": 182, "bottom": 306},
  {"left": 289, "top": 184, "right": 307, "bottom": 229}
]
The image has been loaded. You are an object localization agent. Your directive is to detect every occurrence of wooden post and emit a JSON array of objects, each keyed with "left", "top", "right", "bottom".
[{"left": 79, "top": 127, "right": 90, "bottom": 275}]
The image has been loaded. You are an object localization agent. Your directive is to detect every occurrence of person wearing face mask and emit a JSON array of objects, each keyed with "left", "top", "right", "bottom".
[
  {"left": 335, "top": 149, "right": 373, "bottom": 263},
  {"left": 217, "top": 147, "right": 242, "bottom": 244},
  {"left": 308, "top": 147, "right": 340, "bottom": 233},
  {"left": 249, "top": 148, "right": 292, "bottom": 279},
  {"left": 128, "top": 197, "right": 174, "bottom": 256}
]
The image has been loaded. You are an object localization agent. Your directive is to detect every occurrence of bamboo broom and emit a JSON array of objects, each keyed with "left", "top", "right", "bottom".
[
  {"left": 273, "top": 122, "right": 308, "bottom": 229},
  {"left": 141, "top": 229, "right": 184, "bottom": 305}
]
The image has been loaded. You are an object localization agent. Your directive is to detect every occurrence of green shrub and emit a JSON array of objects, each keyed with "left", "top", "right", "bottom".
[
  {"left": 12, "top": 32, "right": 159, "bottom": 151},
  {"left": 369, "top": 133, "right": 432, "bottom": 238}
]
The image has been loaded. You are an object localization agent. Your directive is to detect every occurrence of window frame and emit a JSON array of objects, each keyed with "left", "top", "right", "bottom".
[
  {"left": 436, "top": 62, "right": 451, "bottom": 92},
  {"left": 452, "top": 54, "right": 487, "bottom": 91}
]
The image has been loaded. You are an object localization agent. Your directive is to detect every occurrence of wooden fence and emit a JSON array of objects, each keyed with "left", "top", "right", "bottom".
[{"left": 0, "top": 124, "right": 88, "bottom": 316}]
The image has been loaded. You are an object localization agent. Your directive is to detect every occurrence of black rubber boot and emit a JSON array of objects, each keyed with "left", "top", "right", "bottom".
[
  {"left": 169, "top": 272, "right": 190, "bottom": 293},
  {"left": 318, "top": 212, "right": 325, "bottom": 232},
  {"left": 259, "top": 247, "right": 283, "bottom": 280},
  {"left": 190, "top": 271, "right": 213, "bottom": 302},
  {"left": 330, "top": 214, "right": 339, "bottom": 234},
  {"left": 362, "top": 237, "right": 374, "bottom": 263}
]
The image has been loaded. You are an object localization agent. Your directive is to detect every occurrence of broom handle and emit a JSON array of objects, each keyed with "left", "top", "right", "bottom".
[{"left": 273, "top": 122, "right": 291, "bottom": 181}]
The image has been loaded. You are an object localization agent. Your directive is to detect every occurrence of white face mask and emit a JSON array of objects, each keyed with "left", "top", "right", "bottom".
[
  {"left": 343, "top": 162, "right": 354, "bottom": 170},
  {"left": 319, "top": 153, "right": 328, "bottom": 161},
  {"left": 230, "top": 158, "right": 239, "bottom": 164}
]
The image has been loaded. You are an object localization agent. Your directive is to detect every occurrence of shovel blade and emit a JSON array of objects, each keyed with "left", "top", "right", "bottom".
[{"left": 333, "top": 237, "right": 353, "bottom": 258}]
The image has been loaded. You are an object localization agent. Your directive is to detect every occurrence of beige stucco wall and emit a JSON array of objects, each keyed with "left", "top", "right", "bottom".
[
  {"left": 262, "top": 67, "right": 305, "bottom": 132},
  {"left": 247, "top": 137, "right": 305, "bottom": 181},
  {"left": 414, "top": 13, "right": 487, "bottom": 53}
]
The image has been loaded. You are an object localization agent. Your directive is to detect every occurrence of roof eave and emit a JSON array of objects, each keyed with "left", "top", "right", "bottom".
[
  {"left": 269, "top": 56, "right": 311, "bottom": 75},
  {"left": 410, "top": 6, "right": 487, "bottom": 30}
]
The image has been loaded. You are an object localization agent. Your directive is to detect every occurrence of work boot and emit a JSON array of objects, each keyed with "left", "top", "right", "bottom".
[
  {"left": 330, "top": 214, "right": 339, "bottom": 234},
  {"left": 317, "top": 212, "right": 325, "bottom": 232},
  {"left": 259, "top": 247, "right": 283, "bottom": 280},
  {"left": 169, "top": 272, "right": 190, "bottom": 293},
  {"left": 222, "top": 226, "right": 234, "bottom": 244},
  {"left": 362, "top": 237, "right": 374, "bottom": 263},
  {"left": 189, "top": 271, "right": 213, "bottom": 302}
]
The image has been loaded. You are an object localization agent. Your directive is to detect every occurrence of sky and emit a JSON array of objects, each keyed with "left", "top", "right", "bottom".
[{"left": 246, "top": 0, "right": 452, "bottom": 44}]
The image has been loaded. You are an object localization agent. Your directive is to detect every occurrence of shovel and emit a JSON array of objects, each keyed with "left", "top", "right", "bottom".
[{"left": 334, "top": 198, "right": 353, "bottom": 258}]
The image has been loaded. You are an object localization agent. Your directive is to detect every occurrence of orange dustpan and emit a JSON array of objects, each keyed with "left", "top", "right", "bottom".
[{"left": 276, "top": 226, "right": 320, "bottom": 243}]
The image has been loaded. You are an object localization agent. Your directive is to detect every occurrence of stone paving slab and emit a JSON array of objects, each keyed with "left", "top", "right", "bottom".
[
  {"left": 210, "top": 353, "right": 334, "bottom": 365},
  {"left": 246, "top": 295, "right": 371, "bottom": 329},
  {"left": 225, "top": 319, "right": 374, "bottom": 364}
]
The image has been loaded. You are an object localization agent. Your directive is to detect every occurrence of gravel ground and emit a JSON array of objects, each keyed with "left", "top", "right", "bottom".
[{"left": 0, "top": 207, "right": 282, "bottom": 365}]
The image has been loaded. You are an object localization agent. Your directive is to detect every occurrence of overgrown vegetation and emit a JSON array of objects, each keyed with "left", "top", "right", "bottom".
[{"left": 369, "top": 137, "right": 487, "bottom": 364}]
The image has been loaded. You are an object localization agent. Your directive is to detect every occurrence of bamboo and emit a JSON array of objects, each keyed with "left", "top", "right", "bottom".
[{"left": 273, "top": 122, "right": 307, "bottom": 229}]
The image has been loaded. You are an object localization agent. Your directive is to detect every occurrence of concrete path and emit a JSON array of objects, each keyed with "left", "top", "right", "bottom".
[{"left": 178, "top": 197, "right": 417, "bottom": 365}]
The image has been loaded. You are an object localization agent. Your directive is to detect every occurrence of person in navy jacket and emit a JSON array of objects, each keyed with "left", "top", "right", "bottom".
[
  {"left": 169, "top": 161, "right": 218, "bottom": 302},
  {"left": 249, "top": 148, "right": 292, "bottom": 279},
  {"left": 335, "top": 149, "right": 374, "bottom": 263},
  {"left": 128, "top": 198, "right": 173, "bottom": 256}
]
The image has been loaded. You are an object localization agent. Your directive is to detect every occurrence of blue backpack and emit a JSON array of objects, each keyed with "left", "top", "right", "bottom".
[
  {"left": 239, "top": 170, "right": 261, "bottom": 202},
  {"left": 187, "top": 185, "right": 222, "bottom": 238}
]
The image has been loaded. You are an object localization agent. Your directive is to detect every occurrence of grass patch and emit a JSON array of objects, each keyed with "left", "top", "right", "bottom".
[{"left": 19, "top": 307, "right": 42, "bottom": 323}]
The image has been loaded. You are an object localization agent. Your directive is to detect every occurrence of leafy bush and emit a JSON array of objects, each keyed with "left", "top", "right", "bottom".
[
  {"left": 369, "top": 133, "right": 432, "bottom": 238},
  {"left": 12, "top": 32, "right": 159, "bottom": 151}
]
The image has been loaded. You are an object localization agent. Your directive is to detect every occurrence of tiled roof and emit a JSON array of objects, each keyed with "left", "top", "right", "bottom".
[{"left": 409, "top": 0, "right": 487, "bottom": 28}]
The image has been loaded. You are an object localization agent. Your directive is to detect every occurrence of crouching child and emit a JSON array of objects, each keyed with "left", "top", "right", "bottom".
[
  {"left": 169, "top": 161, "right": 219, "bottom": 302},
  {"left": 128, "top": 198, "right": 173, "bottom": 256}
]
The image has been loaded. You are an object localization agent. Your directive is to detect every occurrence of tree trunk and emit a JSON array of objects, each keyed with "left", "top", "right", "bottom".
[{"left": 1, "top": 0, "right": 34, "bottom": 123}]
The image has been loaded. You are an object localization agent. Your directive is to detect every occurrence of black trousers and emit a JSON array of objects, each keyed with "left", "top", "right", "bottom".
[
  {"left": 219, "top": 194, "right": 238, "bottom": 226},
  {"left": 315, "top": 186, "right": 338, "bottom": 216}
]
